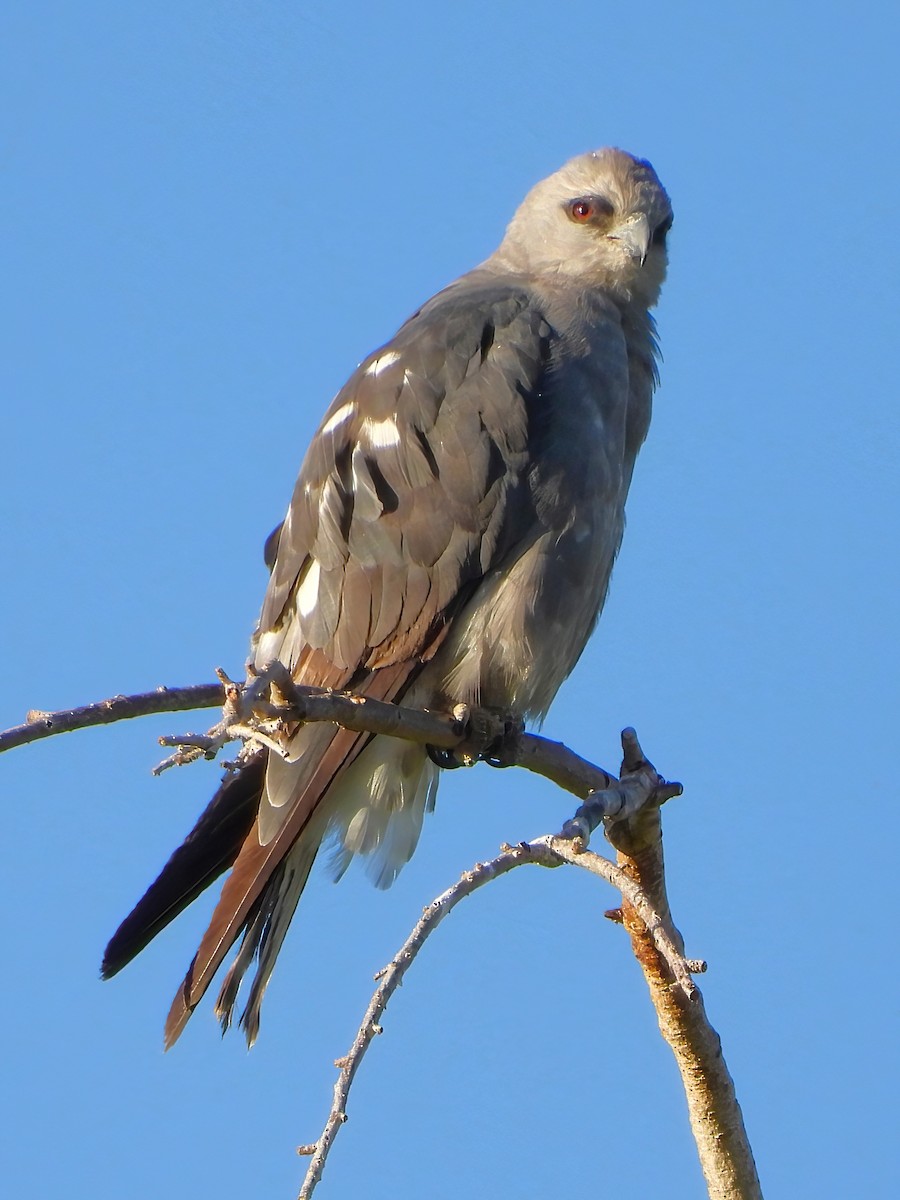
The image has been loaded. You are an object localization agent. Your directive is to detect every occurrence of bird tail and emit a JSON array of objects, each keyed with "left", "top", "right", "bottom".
[
  {"left": 162, "top": 723, "right": 373, "bottom": 1048},
  {"left": 214, "top": 839, "right": 318, "bottom": 1045},
  {"left": 100, "top": 754, "right": 264, "bottom": 980},
  {"left": 161, "top": 662, "right": 419, "bottom": 1049}
]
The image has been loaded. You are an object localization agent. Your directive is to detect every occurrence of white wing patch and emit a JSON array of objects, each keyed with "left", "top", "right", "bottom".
[
  {"left": 364, "top": 350, "right": 401, "bottom": 378},
  {"left": 322, "top": 401, "right": 356, "bottom": 434},
  {"left": 360, "top": 415, "right": 401, "bottom": 448},
  {"left": 296, "top": 558, "right": 321, "bottom": 617}
]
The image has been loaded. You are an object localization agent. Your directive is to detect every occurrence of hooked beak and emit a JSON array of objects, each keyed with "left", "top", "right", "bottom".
[{"left": 607, "top": 212, "right": 650, "bottom": 266}]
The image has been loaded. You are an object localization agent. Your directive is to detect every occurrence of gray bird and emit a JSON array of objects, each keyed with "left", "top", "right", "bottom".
[{"left": 102, "top": 147, "right": 673, "bottom": 1046}]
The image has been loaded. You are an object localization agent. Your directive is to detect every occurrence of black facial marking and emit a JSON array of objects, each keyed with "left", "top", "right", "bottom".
[{"left": 651, "top": 214, "right": 673, "bottom": 247}]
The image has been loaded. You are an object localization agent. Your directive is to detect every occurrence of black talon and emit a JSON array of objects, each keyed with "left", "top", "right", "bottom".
[{"left": 426, "top": 744, "right": 465, "bottom": 769}]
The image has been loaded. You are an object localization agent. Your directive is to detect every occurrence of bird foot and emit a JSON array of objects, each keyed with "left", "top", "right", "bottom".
[{"left": 426, "top": 705, "right": 524, "bottom": 770}]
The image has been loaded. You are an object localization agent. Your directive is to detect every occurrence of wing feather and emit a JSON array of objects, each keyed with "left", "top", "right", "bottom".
[{"left": 162, "top": 280, "right": 555, "bottom": 1043}]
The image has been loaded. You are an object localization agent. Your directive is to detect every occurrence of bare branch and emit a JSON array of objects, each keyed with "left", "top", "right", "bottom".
[
  {"left": 297, "top": 729, "right": 758, "bottom": 1200},
  {"left": 4, "top": 676, "right": 757, "bottom": 1198},
  {"left": 603, "top": 732, "right": 763, "bottom": 1200},
  {"left": 156, "top": 733, "right": 222, "bottom": 753},
  {"left": 559, "top": 743, "right": 682, "bottom": 842},
  {"left": 0, "top": 676, "right": 618, "bottom": 801},
  {"left": 297, "top": 829, "right": 699, "bottom": 1199},
  {"left": 0, "top": 684, "right": 225, "bottom": 754},
  {"left": 541, "top": 836, "right": 700, "bottom": 998}
]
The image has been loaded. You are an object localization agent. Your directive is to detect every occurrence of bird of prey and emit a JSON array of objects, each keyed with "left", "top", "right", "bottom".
[{"left": 101, "top": 147, "right": 673, "bottom": 1047}]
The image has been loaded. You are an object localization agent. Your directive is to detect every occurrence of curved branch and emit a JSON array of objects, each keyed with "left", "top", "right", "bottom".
[
  {"left": 297, "top": 833, "right": 700, "bottom": 1199},
  {"left": 296, "top": 728, "right": 759, "bottom": 1200}
]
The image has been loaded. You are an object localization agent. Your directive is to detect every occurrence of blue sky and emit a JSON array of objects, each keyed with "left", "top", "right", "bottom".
[{"left": 2, "top": 2, "right": 898, "bottom": 1197}]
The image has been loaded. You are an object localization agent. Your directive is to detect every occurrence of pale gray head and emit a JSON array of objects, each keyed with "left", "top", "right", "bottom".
[{"left": 493, "top": 148, "right": 673, "bottom": 306}]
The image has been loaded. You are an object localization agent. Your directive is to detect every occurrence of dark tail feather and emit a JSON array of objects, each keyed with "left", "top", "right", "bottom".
[
  {"left": 162, "top": 723, "right": 374, "bottom": 1049},
  {"left": 100, "top": 754, "right": 265, "bottom": 979},
  {"left": 159, "top": 661, "right": 423, "bottom": 1048}
]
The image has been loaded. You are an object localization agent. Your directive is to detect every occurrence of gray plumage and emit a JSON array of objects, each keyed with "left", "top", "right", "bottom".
[{"left": 101, "top": 147, "right": 672, "bottom": 1046}]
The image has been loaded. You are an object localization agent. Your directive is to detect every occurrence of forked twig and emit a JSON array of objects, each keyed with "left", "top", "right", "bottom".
[{"left": 297, "top": 830, "right": 701, "bottom": 1199}]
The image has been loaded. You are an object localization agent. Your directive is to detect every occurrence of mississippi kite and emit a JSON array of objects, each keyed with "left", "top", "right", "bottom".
[{"left": 102, "top": 148, "right": 673, "bottom": 1046}]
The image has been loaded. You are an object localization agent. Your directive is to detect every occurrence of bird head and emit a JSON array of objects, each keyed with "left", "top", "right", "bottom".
[{"left": 495, "top": 148, "right": 673, "bottom": 307}]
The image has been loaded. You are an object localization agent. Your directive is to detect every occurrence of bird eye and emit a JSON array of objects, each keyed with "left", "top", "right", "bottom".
[{"left": 566, "top": 195, "right": 615, "bottom": 225}]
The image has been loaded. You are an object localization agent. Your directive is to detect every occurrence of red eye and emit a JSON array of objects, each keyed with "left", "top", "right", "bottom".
[{"left": 570, "top": 200, "right": 593, "bottom": 221}]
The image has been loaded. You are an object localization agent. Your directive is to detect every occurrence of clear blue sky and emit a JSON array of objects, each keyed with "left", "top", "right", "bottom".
[{"left": 2, "top": 3, "right": 897, "bottom": 1197}]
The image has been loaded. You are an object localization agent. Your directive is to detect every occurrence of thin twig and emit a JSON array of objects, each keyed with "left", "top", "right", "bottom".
[
  {"left": 541, "top": 837, "right": 699, "bottom": 998},
  {"left": 156, "top": 733, "right": 222, "bottom": 753},
  {"left": 297, "top": 832, "right": 698, "bottom": 1198},
  {"left": 0, "top": 684, "right": 225, "bottom": 753}
]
